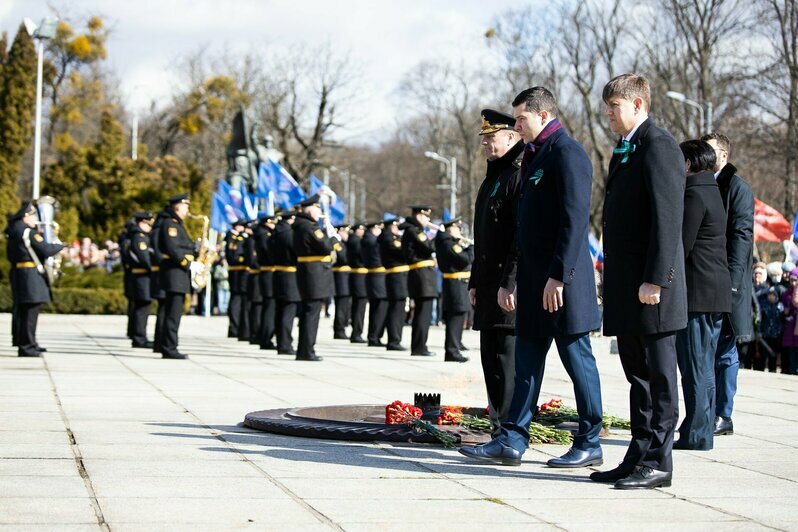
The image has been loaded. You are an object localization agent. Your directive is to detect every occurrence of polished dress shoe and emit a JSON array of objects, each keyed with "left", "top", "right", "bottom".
[
  {"left": 444, "top": 353, "right": 469, "bottom": 363},
  {"left": 460, "top": 345, "right": 470, "bottom": 351},
  {"left": 673, "top": 439, "right": 711, "bottom": 451},
  {"left": 367, "top": 340, "right": 384, "bottom": 347},
  {"left": 411, "top": 351, "right": 436, "bottom": 357},
  {"left": 714, "top": 416, "right": 733, "bottom": 435},
  {"left": 35, "top": 346, "right": 47, "bottom": 353},
  {"left": 547, "top": 447, "right": 603, "bottom": 468},
  {"left": 18, "top": 351, "right": 41, "bottom": 358},
  {"left": 458, "top": 439, "right": 522, "bottom": 466},
  {"left": 350, "top": 337, "right": 366, "bottom": 344},
  {"left": 162, "top": 351, "right": 188, "bottom": 360},
  {"left": 132, "top": 341, "right": 154, "bottom": 349},
  {"left": 259, "top": 343, "right": 277, "bottom": 350},
  {"left": 296, "top": 354, "right": 323, "bottom": 361},
  {"left": 333, "top": 334, "right": 349, "bottom": 340},
  {"left": 590, "top": 464, "right": 635, "bottom": 483},
  {"left": 386, "top": 344, "right": 407, "bottom": 351},
  {"left": 614, "top": 465, "right": 672, "bottom": 489},
  {"left": 277, "top": 349, "right": 296, "bottom": 355}
]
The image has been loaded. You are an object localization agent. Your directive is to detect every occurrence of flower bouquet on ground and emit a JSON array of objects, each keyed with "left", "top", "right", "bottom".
[
  {"left": 535, "top": 398, "right": 631, "bottom": 430},
  {"left": 384, "top": 400, "right": 458, "bottom": 447},
  {"left": 436, "top": 406, "right": 573, "bottom": 445}
]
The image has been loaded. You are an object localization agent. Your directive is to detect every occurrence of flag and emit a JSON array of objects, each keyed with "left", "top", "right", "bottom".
[
  {"left": 310, "top": 175, "right": 346, "bottom": 225},
  {"left": 210, "top": 193, "right": 229, "bottom": 233},
  {"left": 588, "top": 232, "right": 604, "bottom": 268},
  {"left": 270, "top": 160, "right": 306, "bottom": 210},
  {"left": 216, "top": 180, "right": 246, "bottom": 222},
  {"left": 256, "top": 162, "right": 276, "bottom": 198},
  {"left": 754, "top": 198, "right": 793, "bottom": 242},
  {"left": 240, "top": 183, "right": 257, "bottom": 221},
  {"left": 310, "top": 174, "right": 324, "bottom": 195},
  {"left": 443, "top": 208, "right": 452, "bottom": 222}
]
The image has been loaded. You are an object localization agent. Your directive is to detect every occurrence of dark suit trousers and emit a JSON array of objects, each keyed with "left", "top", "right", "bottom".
[
  {"left": 411, "top": 297, "right": 433, "bottom": 353},
  {"left": 127, "top": 299, "right": 134, "bottom": 338},
  {"left": 153, "top": 298, "right": 166, "bottom": 353},
  {"left": 350, "top": 297, "right": 367, "bottom": 340},
  {"left": 131, "top": 300, "right": 152, "bottom": 345},
  {"left": 676, "top": 312, "right": 722, "bottom": 449},
  {"left": 385, "top": 299, "right": 405, "bottom": 347},
  {"left": 161, "top": 292, "right": 185, "bottom": 356},
  {"left": 16, "top": 303, "right": 41, "bottom": 356},
  {"left": 298, "top": 299, "right": 322, "bottom": 358},
  {"left": 444, "top": 312, "right": 466, "bottom": 359},
  {"left": 259, "top": 297, "right": 276, "bottom": 348},
  {"left": 367, "top": 298, "right": 387, "bottom": 343},
  {"left": 333, "top": 296, "right": 351, "bottom": 338},
  {"left": 501, "top": 333, "right": 603, "bottom": 453},
  {"left": 480, "top": 329, "right": 516, "bottom": 437},
  {"left": 227, "top": 293, "right": 242, "bottom": 336},
  {"left": 238, "top": 294, "right": 250, "bottom": 341},
  {"left": 276, "top": 300, "right": 298, "bottom": 352},
  {"left": 249, "top": 300, "right": 262, "bottom": 343},
  {"left": 617, "top": 332, "right": 678, "bottom": 472}
]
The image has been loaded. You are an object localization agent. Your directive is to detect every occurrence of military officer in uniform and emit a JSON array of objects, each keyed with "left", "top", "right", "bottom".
[
  {"left": 379, "top": 217, "right": 409, "bottom": 351},
  {"left": 225, "top": 220, "right": 248, "bottom": 338},
  {"left": 332, "top": 224, "right": 352, "bottom": 340},
  {"left": 271, "top": 210, "right": 300, "bottom": 354},
  {"left": 293, "top": 195, "right": 334, "bottom": 361},
  {"left": 245, "top": 221, "right": 262, "bottom": 344},
  {"left": 435, "top": 218, "right": 473, "bottom": 363},
  {"left": 402, "top": 205, "right": 437, "bottom": 357},
  {"left": 253, "top": 214, "right": 278, "bottom": 350},
  {"left": 156, "top": 194, "right": 196, "bottom": 359},
  {"left": 363, "top": 221, "right": 387, "bottom": 346},
  {"left": 150, "top": 207, "right": 171, "bottom": 353},
  {"left": 5, "top": 201, "right": 64, "bottom": 357},
  {"left": 347, "top": 222, "right": 368, "bottom": 343},
  {"left": 127, "top": 212, "right": 155, "bottom": 348},
  {"left": 119, "top": 219, "right": 135, "bottom": 340}
]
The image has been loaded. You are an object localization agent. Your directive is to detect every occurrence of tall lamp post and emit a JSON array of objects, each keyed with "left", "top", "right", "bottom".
[
  {"left": 23, "top": 16, "right": 58, "bottom": 200},
  {"left": 424, "top": 151, "right": 457, "bottom": 219},
  {"left": 666, "top": 90, "right": 713, "bottom": 136}
]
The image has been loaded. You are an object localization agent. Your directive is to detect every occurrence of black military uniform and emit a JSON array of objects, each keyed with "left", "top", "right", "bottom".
[
  {"left": 271, "top": 212, "right": 300, "bottom": 354},
  {"left": 402, "top": 206, "right": 437, "bottom": 356},
  {"left": 6, "top": 201, "right": 64, "bottom": 357},
  {"left": 362, "top": 222, "right": 387, "bottom": 346},
  {"left": 253, "top": 215, "right": 277, "bottom": 349},
  {"left": 127, "top": 212, "right": 155, "bottom": 348},
  {"left": 435, "top": 218, "right": 473, "bottom": 362},
  {"left": 119, "top": 220, "right": 135, "bottom": 340},
  {"left": 293, "top": 195, "right": 334, "bottom": 361},
  {"left": 379, "top": 218, "right": 408, "bottom": 351},
  {"left": 347, "top": 223, "right": 368, "bottom": 343},
  {"left": 244, "top": 222, "right": 262, "bottom": 344},
  {"left": 156, "top": 194, "right": 195, "bottom": 359},
  {"left": 332, "top": 225, "right": 351, "bottom": 340},
  {"left": 472, "top": 109, "right": 523, "bottom": 435},
  {"left": 225, "top": 221, "right": 247, "bottom": 338},
  {"left": 150, "top": 208, "right": 171, "bottom": 353}
]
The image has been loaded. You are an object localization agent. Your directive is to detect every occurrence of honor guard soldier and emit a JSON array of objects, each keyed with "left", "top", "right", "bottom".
[
  {"left": 225, "top": 220, "right": 248, "bottom": 338},
  {"left": 119, "top": 219, "right": 135, "bottom": 340},
  {"left": 402, "top": 205, "right": 437, "bottom": 357},
  {"left": 156, "top": 193, "right": 196, "bottom": 359},
  {"left": 127, "top": 212, "right": 155, "bottom": 348},
  {"left": 271, "top": 210, "right": 300, "bottom": 354},
  {"left": 435, "top": 218, "right": 473, "bottom": 362},
  {"left": 379, "top": 217, "right": 409, "bottom": 351},
  {"left": 362, "top": 221, "right": 387, "bottom": 346},
  {"left": 292, "top": 195, "right": 334, "bottom": 361},
  {"left": 254, "top": 214, "right": 278, "bottom": 350},
  {"left": 471, "top": 108, "right": 523, "bottom": 435},
  {"left": 5, "top": 201, "right": 64, "bottom": 357},
  {"left": 332, "top": 224, "right": 352, "bottom": 340},
  {"left": 347, "top": 222, "right": 368, "bottom": 343},
  {"left": 244, "top": 221, "right": 262, "bottom": 344},
  {"left": 150, "top": 207, "right": 171, "bottom": 353}
]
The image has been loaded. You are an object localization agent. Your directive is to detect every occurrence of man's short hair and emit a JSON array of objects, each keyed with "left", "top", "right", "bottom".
[
  {"left": 602, "top": 74, "right": 651, "bottom": 111},
  {"left": 511, "top": 87, "right": 558, "bottom": 117},
  {"left": 700, "top": 132, "right": 732, "bottom": 159},
  {"left": 680, "top": 139, "right": 717, "bottom": 173}
]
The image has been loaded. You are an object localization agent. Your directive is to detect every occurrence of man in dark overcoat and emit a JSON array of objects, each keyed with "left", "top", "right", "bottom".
[
  {"left": 362, "top": 221, "right": 387, "bottom": 346},
  {"left": 271, "top": 211, "right": 300, "bottom": 355},
  {"left": 254, "top": 214, "right": 278, "bottom": 350},
  {"left": 402, "top": 206, "right": 437, "bottom": 357},
  {"left": 127, "top": 212, "right": 155, "bottom": 348},
  {"left": 435, "top": 218, "right": 472, "bottom": 363},
  {"left": 332, "top": 224, "right": 352, "bottom": 340},
  {"left": 379, "top": 217, "right": 409, "bottom": 351},
  {"left": 347, "top": 223, "right": 368, "bottom": 344},
  {"left": 225, "top": 220, "right": 247, "bottom": 338}
]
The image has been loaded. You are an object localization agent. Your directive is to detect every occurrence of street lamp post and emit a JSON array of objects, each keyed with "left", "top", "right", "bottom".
[
  {"left": 23, "top": 16, "right": 58, "bottom": 200},
  {"left": 424, "top": 151, "right": 457, "bottom": 219},
  {"left": 666, "top": 90, "right": 713, "bottom": 135}
]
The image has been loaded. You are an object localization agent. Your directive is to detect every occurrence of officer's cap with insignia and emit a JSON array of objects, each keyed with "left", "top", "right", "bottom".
[
  {"left": 232, "top": 219, "right": 247, "bottom": 228},
  {"left": 479, "top": 109, "right": 516, "bottom": 135},
  {"left": 167, "top": 193, "right": 190, "bottom": 205},
  {"left": 133, "top": 211, "right": 153, "bottom": 223},
  {"left": 410, "top": 205, "right": 432, "bottom": 216},
  {"left": 383, "top": 215, "right": 403, "bottom": 226},
  {"left": 296, "top": 194, "right": 321, "bottom": 209},
  {"left": 442, "top": 217, "right": 463, "bottom": 229},
  {"left": 259, "top": 214, "right": 278, "bottom": 224},
  {"left": 335, "top": 223, "right": 352, "bottom": 231},
  {"left": 351, "top": 221, "right": 366, "bottom": 230},
  {"left": 9, "top": 201, "right": 37, "bottom": 221},
  {"left": 365, "top": 220, "right": 384, "bottom": 229}
]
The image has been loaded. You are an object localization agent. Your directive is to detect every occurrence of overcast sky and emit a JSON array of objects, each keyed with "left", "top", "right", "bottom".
[{"left": 2, "top": 1, "right": 525, "bottom": 142}]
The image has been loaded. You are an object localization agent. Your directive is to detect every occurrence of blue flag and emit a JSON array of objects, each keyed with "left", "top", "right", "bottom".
[
  {"left": 310, "top": 174, "right": 324, "bottom": 195},
  {"left": 793, "top": 212, "right": 798, "bottom": 240},
  {"left": 216, "top": 181, "right": 246, "bottom": 222},
  {"left": 256, "top": 162, "right": 276, "bottom": 198},
  {"left": 310, "top": 175, "right": 346, "bottom": 225},
  {"left": 443, "top": 208, "right": 452, "bottom": 222},
  {"left": 271, "top": 160, "right": 306, "bottom": 209},
  {"left": 210, "top": 193, "right": 229, "bottom": 233}
]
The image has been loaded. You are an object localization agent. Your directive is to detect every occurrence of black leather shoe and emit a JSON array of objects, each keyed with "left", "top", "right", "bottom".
[
  {"left": 350, "top": 337, "right": 366, "bottom": 344},
  {"left": 333, "top": 334, "right": 349, "bottom": 340},
  {"left": 18, "top": 351, "right": 41, "bottom": 357},
  {"left": 590, "top": 464, "right": 635, "bottom": 483},
  {"left": 673, "top": 439, "right": 712, "bottom": 451},
  {"left": 368, "top": 340, "right": 384, "bottom": 347},
  {"left": 445, "top": 353, "right": 469, "bottom": 363},
  {"left": 259, "top": 343, "right": 277, "bottom": 350},
  {"left": 412, "top": 351, "right": 436, "bottom": 357},
  {"left": 132, "top": 341, "right": 154, "bottom": 349},
  {"left": 386, "top": 344, "right": 407, "bottom": 351},
  {"left": 277, "top": 349, "right": 296, "bottom": 355},
  {"left": 458, "top": 439, "right": 522, "bottom": 466},
  {"left": 460, "top": 345, "right": 470, "bottom": 351},
  {"left": 35, "top": 346, "right": 47, "bottom": 353},
  {"left": 714, "top": 416, "right": 733, "bottom": 435},
  {"left": 296, "top": 354, "right": 323, "bottom": 361},
  {"left": 614, "top": 466, "right": 672, "bottom": 489},
  {"left": 547, "top": 447, "right": 603, "bottom": 468},
  {"left": 162, "top": 351, "right": 188, "bottom": 360}
]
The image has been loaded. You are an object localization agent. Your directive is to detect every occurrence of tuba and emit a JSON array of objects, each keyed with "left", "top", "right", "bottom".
[
  {"left": 35, "top": 196, "right": 63, "bottom": 285},
  {"left": 188, "top": 214, "right": 218, "bottom": 290}
]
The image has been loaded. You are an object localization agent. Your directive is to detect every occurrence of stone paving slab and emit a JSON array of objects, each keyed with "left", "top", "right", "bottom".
[{"left": 0, "top": 312, "right": 796, "bottom": 530}]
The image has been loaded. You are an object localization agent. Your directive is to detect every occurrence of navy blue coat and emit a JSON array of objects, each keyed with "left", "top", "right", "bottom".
[{"left": 515, "top": 127, "right": 600, "bottom": 338}]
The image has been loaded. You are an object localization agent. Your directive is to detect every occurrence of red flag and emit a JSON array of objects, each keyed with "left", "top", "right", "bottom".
[{"left": 754, "top": 198, "right": 792, "bottom": 242}]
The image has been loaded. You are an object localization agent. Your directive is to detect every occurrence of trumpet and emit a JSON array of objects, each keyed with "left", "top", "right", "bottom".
[
  {"left": 426, "top": 222, "right": 474, "bottom": 246},
  {"left": 35, "top": 196, "right": 63, "bottom": 285}
]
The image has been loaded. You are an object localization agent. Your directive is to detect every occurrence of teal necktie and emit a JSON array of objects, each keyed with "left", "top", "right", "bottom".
[{"left": 613, "top": 139, "right": 636, "bottom": 164}]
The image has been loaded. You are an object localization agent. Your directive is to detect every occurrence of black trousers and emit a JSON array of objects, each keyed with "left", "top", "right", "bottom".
[
  {"left": 298, "top": 299, "right": 323, "bottom": 358},
  {"left": 126, "top": 299, "right": 134, "bottom": 338},
  {"left": 444, "top": 311, "right": 467, "bottom": 359},
  {"left": 16, "top": 303, "right": 41, "bottom": 356},
  {"left": 160, "top": 292, "right": 186, "bottom": 356},
  {"left": 227, "top": 292, "right": 242, "bottom": 336},
  {"left": 385, "top": 298, "right": 405, "bottom": 348},
  {"left": 249, "top": 300, "right": 262, "bottom": 344},
  {"left": 350, "top": 297, "right": 367, "bottom": 341},
  {"left": 11, "top": 301, "right": 18, "bottom": 346},
  {"left": 367, "top": 298, "right": 387, "bottom": 343},
  {"left": 333, "top": 296, "right": 351, "bottom": 338},
  {"left": 131, "top": 300, "right": 152, "bottom": 345},
  {"left": 238, "top": 294, "right": 250, "bottom": 341},
  {"left": 259, "top": 297, "right": 276, "bottom": 348},
  {"left": 276, "top": 300, "right": 298, "bottom": 352},
  {"left": 480, "top": 328, "right": 516, "bottom": 437},
  {"left": 153, "top": 297, "right": 166, "bottom": 353},
  {"left": 617, "top": 332, "right": 678, "bottom": 473},
  {"left": 411, "top": 297, "right": 434, "bottom": 354}
]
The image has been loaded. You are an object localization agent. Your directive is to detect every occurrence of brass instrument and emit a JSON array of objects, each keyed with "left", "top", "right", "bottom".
[
  {"left": 35, "top": 196, "right": 63, "bottom": 285},
  {"left": 427, "top": 222, "right": 474, "bottom": 246},
  {"left": 189, "top": 214, "right": 218, "bottom": 290}
]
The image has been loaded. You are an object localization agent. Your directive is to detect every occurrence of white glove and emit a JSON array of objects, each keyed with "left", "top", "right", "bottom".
[{"left": 190, "top": 261, "right": 205, "bottom": 277}]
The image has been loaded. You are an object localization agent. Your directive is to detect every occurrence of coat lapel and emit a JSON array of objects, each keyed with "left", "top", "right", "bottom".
[
  {"left": 521, "top": 129, "right": 565, "bottom": 186},
  {"left": 606, "top": 118, "right": 652, "bottom": 187}
]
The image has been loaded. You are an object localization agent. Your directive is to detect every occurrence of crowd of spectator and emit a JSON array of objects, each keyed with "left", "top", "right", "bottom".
[{"left": 60, "top": 237, "right": 122, "bottom": 272}]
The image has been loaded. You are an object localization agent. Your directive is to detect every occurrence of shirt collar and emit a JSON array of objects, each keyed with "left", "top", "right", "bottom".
[{"left": 622, "top": 114, "right": 648, "bottom": 142}]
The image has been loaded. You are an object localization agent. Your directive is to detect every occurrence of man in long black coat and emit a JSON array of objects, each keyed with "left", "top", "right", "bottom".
[
  {"left": 332, "top": 225, "right": 352, "bottom": 340},
  {"left": 127, "top": 212, "right": 155, "bottom": 348},
  {"left": 459, "top": 87, "right": 603, "bottom": 470},
  {"left": 347, "top": 223, "right": 368, "bottom": 344},
  {"left": 593, "top": 74, "right": 687, "bottom": 489},
  {"left": 271, "top": 212, "right": 300, "bottom": 355},
  {"left": 150, "top": 208, "right": 171, "bottom": 353},
  {"left": 362, "top": 222, "right": 387, "bottom": 346},
  {"left": 402, "top": 206, "right": 437, "bottom": 357},
  {"left": 379, "top": 217, "right": 409, "bottom": 351},
  {"left": 435, "top": 218, "right": 472, "bottom": 363},
  {"left": 470, "top": 109, "right": 524, "bottom": 436},
  {"left": 253, "top": 214, "right": 277, "bottom": 350},
  {"left": 225, "top": 220, "right": 247, "bottom": 338},
  {"left": 244, "top": 222, "right": 262, "bottom": 344},
  {"left": 701, "top": 133, "right": 754, "bottom": 437}
]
